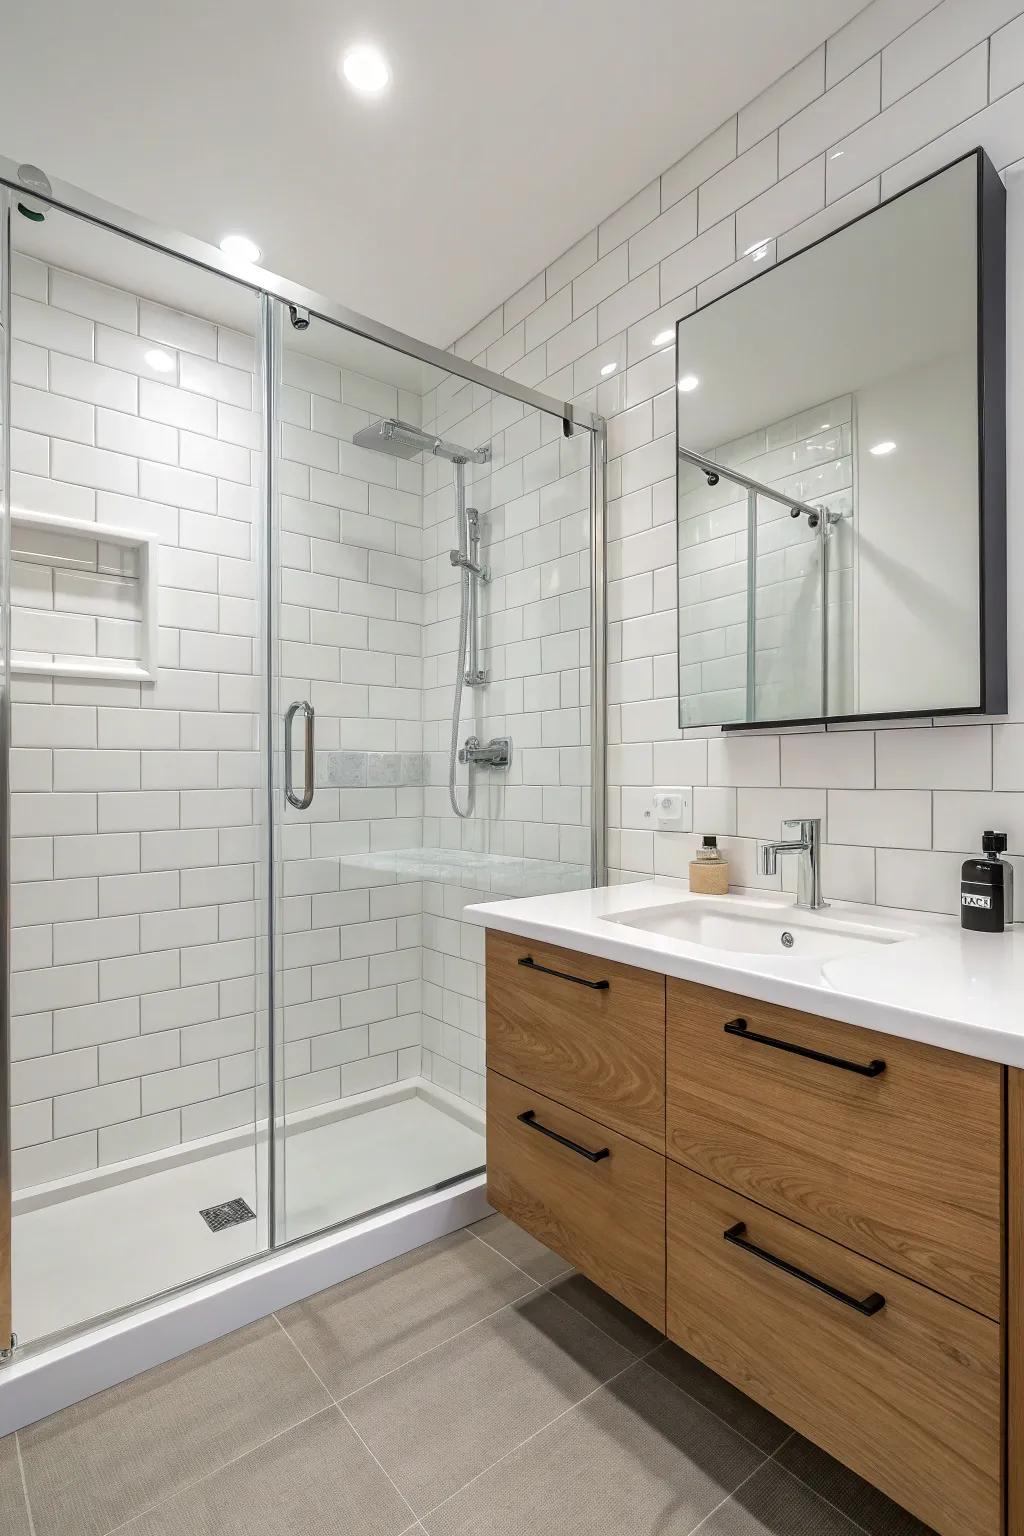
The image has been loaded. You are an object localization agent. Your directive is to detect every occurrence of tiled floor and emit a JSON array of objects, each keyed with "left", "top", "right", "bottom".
[{"left": 4, "top": 1215, "right": 937, "bottom": 1536}]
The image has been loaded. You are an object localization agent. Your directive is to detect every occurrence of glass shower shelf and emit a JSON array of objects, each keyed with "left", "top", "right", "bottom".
[{"left": 334, "top": 847, "right": 590, "bottom": 897}]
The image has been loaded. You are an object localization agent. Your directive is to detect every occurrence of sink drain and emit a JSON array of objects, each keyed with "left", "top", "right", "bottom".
[{"left": 780, "top": 931, "right": 795, "bottom": 948}]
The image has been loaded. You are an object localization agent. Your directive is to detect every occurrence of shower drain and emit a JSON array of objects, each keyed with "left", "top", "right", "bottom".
[{"left": 199, "top": 1197, "right": 256, "bottom": 1233}]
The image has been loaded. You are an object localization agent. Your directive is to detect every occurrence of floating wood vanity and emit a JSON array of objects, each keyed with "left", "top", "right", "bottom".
[{"left": 484, "top": 925, "right": 1021, "bottom": 1536}]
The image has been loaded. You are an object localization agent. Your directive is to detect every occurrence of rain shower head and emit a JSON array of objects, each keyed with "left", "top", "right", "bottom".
[{"left": 352, "top": 417, "right": 490, "bottom": 465}]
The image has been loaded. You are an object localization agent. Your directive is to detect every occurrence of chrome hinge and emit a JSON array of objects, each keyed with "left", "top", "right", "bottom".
[{"left": 1, "top": 1333, "right": 18, "bottom": 1362}]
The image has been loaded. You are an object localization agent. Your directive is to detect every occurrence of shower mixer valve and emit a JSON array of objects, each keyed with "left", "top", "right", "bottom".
[{"left": 458, "top": 736, "right": 512, "bottom": 769}]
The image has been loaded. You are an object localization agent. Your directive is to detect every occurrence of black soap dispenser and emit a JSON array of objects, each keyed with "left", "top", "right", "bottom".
[{"left": 961, "top": 831, "right": 1014, "bottom": 931}]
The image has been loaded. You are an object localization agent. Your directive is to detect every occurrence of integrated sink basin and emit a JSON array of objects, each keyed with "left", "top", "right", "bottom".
[{"left": 603, "top": 897, "right": 915, "bottom": 959}]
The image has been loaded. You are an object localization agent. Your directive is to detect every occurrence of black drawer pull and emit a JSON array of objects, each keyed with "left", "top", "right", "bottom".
[
  {"left": 518, "top": 956, "right": 609, "bottom": 990},
  {"left": 724, "top": 1222, "right": 885, "bottom": 1316},
  {"left": 723, "top": 1018, "right": 885, "bottom": 1077},
  {"left": 517, "top": 1110, "right": 610, "bottom": 1163}
]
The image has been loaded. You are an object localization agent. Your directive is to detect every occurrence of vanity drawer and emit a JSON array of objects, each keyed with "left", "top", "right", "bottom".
[
  {"left": 666, "top": 978, "right": 1002, "bottom": 1316},
  {"left": 666, "top": 1161, "right": 1000, "bottom": 1536},
  {"left": 486, "top": 929, "right": 665, "bottom": 1150},
  {"left": 486, "top": 1069, "right": 666, "bottom": 1330}
]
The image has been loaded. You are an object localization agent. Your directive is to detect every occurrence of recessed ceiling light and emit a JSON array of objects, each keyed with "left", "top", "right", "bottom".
[
  {"left": 341, "top": 43, "right": 391, "bottom": 95},
  {"left": 600, "top": 362, "right": 617, "bottom": 376},
  {"left": 652, "top": 329, "right": 674, "bottom": 347},
  {"left": 220, "top": 234, "right": 261, "bottom": 263},
  {"left": 869, "top": 440, "right": 897, "bottom": 456},
  {"left": 144, "top": 348, "right": 175, "bottom": 373},
  {"left": 678, "top": 373, "right": 700, "bottom": 393}
]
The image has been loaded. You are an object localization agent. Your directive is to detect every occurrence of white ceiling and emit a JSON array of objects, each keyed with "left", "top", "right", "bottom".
[{"left": 1, "top": 0, "right": 864, "bottom": 348}]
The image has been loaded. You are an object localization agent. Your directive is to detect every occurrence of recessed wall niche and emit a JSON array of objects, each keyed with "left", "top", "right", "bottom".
[{"left": 10, "top": 509, "right": 158, "bottom": 683}]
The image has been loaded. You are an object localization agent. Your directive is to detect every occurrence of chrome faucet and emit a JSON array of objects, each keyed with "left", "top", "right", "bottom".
[{"left": 759, "top": 817, "right": 827, "bottom": 910}]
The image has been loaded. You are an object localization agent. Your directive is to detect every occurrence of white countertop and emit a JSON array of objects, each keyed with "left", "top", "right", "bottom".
[{"left": 465, "top": 881, "right": 1024, "bottom": 1068}]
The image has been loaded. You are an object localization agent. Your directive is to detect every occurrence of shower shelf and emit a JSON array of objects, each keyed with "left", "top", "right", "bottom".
[
  {"left": 10, "top": 508, "right": 159, "bottom": 684},
  {"left": 335, "top": 847, "right": 590, "bottom": 897}
]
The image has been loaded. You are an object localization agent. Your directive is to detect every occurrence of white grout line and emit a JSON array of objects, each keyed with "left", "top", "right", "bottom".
[
  {"left": 336, "top": 1400, "right": 421, "bottom": 1530},
  {"left": 686, "top": 1455, "right": 774, "bottom": 1536},
  {"left": 14, "top": 1433, "right": 38, "bottom": 1536}
]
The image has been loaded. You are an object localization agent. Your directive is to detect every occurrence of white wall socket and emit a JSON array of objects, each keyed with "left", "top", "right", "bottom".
[{"left": 649, "top": 787, "right": 693, "bottom": 830}]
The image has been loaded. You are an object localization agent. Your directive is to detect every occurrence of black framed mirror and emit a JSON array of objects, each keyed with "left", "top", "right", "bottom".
[{"left": 675, "top": 147, "right": 1006, "bottom": 731}]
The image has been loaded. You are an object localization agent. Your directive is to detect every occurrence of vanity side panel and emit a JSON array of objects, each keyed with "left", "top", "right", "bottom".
[
  {"left": 666, "top": 978, "right": 1002, "bottom": 1316},
  {"left": 666, "top": 1160, "right": 1001, "bottom": 1536},
  {"left": 487, "top": 1069, "right": 666, "bottom": 1329},
  {"left": 1009, "top": 1068, "right": 1023, "bottom": 1535},
  {"left": 486, "top": 928, "right": 666, "bottom": 1150}
]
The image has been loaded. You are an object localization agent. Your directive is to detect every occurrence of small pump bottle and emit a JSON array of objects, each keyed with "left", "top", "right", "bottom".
[
  {"left": 960, "top": 830, "right": 1014, "bottom": 932},
  {"left": 689, "top": 834, "right": 729, "bottom": 896}
]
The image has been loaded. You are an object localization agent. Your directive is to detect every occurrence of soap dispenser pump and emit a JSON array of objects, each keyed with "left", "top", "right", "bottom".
[{"left": 961, "top": 830, "right": 1014, "bottom": 931}]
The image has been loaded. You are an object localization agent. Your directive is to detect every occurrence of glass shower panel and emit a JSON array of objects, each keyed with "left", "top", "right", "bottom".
[
  {"left": 270, "top": 304, "right": 593, "bottom": 1241},
  {"left": 0, "top": 188, "right": 12, "bottom": 1354},
  {"left": 7, "top": 208, "right": 269, "bottom": 1344}
]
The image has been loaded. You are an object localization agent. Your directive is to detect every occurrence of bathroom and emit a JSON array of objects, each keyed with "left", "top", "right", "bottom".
[{"left": 0, "top": 0, "right": 1023, "bottom": 1531}]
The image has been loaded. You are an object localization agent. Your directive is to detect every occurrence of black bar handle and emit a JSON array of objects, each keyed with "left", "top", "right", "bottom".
[
  {"left": 517, "top": 1110, "right": 610, "bottom": 1163},
  {"left": 724, "top": 1222, "right": 885, "bottom": 1316},
  {"left": 723, "top": 1018, "right": 885, "bottom": 1077},
  {"left": 518, "top": 956, "right": 609, "bottom": 990}
]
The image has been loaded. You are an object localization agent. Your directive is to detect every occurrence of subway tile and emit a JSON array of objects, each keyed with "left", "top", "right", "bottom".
[
  {"left": 876, "top": 846, "right": 964, "bottom": 914},
  {"left": 825, "top": 0, "right": 942, "bottom": 88},
  {"left": 781, "top": 729, "right": 875, "bottom": 788},
  {"left": 660, "top": 217, "right": 736, "bottom": 303},
  {"left": 598, "top": 269, "right": 661, "bottom": 343},
  {"left": 739, "top": 47, "right": 824, "bottom": 152},
  {"left": 546, "top": 231, "right": 599, "bottom": 298},
  {"left": 780, "top": 56, "right": 882, "bottom": 176},
  {"left": 140, "top": 300, "right": 217, "bottom": 359},
  {"left": 698, "top": 134, "right": 777, "bottom": 232},
  {"left": 599, "top": 181, "right": 661, "bottom": 256},
  {"left": 662, "top": 119, "right": 737, "bottom": 209},
  {"left": 875, "top": 725, "right": 991, "bottom": 789},
  {"left": 881, "top": 79, "right": 1024, "bottom": 196},
  {"left": 777, "top": 177, "right": 880, "bottom": 259},
  {"left": 883, "top": 0, "right": 1021, "bottom": 106},
  {"left": 827, "top": 45, "right": 988, "bottom": 200},
  {"left": 51, "top": 268, "right": 138, "bottom": 331},
  {"left": 13, "top": 295, "right": 93, "bottom": 359},
  {"left": 992, "top": 12, "right": 1024, "bottom": 98},
  {"left": 828, "top": 788, "right": 932, "bottom": 848},
  {"left": 55, "top": 1078, "right": 140, "bottom": 1136},
  {"left": 735, "top": 158, "right": 825, "bottom": 252},
  {"left": 628, "top": 192, "right": 697, "bottom": 277},
  {"left": 933, "top": 791, "right": 1024, "bottom": 852}
]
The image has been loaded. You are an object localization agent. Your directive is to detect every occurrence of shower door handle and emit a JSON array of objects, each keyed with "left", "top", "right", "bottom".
[{"left": 285, "top": 701, "right": 315, "bottom": 810}]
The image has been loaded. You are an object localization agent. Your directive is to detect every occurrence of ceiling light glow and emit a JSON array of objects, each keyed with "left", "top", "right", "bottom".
[
  {"left": 600, "top": 362, "right": 617, "bottom": 376},
  {"left": 678, "top": 373, "right": 699, "bottom": 393},
  {"left": 219, "top": 234, "right": 261, "bottom": 263},
  {"left": 652, "top": 329, "right": 674, "bottom": 347},
  {"left": 869, "top": 440, "right": 897, "bottom": 456},
  {"left": 342, "top": 43, "right": 391, "bottom": 94},
  {"left": 144, "top": 349, "right": 175, "bottom": 373},
  {"left": 742, "top": 239, "right": 769, "bottom": 258}
]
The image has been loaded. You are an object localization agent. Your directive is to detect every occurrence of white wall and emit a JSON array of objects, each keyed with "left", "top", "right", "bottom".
[{"left": 449, "top": 0, "right": 1024, "bottom": 918}]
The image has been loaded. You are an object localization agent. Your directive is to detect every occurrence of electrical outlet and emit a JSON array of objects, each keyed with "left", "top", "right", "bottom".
[{"left": 650, "top": 786, "right": 693, "bottom": 830}]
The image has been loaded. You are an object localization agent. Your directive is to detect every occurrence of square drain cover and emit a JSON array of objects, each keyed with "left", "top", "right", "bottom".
[{"left": 200, "top": 1197, "right": 256, "bottom": 1233}]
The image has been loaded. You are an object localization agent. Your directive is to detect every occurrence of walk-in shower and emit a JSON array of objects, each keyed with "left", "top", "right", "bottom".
[
  {"left": 0, "top": 154, "right": 605, "bottom": 1424},
  {"left": 352, "top": 417, "right": 496, "bottom": 819}
]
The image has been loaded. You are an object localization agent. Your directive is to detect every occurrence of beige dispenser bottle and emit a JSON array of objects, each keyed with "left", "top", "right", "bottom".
[{"left": 689, "top": 834, "right": 729, "bottom": 895}]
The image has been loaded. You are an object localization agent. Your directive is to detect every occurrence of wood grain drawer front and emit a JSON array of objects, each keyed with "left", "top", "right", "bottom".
[
  {"left": 666, "top": 978, "right": 1002, "bottom": 1316},
  {"left": 486, "top": 929, "right": 665, "bottom": 1150},
  {"left": 487, "top": 1070, "right": 666, "bottom": 1330},
  {"left": 667, "top": 1162, "right": 1000, "bottom": 1536}
]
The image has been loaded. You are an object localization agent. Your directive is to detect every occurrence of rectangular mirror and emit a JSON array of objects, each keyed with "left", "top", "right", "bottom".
[{"left": 676, "top": 148, "right": 1006, "bottom": 730}]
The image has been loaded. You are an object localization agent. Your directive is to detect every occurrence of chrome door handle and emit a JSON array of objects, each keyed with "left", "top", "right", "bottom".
[{"left": 285, "top": 700, "right": 314, "bottom": 809}]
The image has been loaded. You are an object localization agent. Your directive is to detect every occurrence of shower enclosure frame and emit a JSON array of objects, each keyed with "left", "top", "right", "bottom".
[{"left": 0, "top": 156, "right": 608, "bottom": 1393}]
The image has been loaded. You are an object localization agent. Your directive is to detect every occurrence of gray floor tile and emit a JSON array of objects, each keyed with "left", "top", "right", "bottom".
[
  {"left": 647, "top": 1342, "right": 790, "bottom": 1456},
  {"left": 694, "top": 1461, "right": 865, "bottom": 1534},
  {"left": 470, "top": 1214, "right": 572, "bottom": 1283},
  {"left": 546, "top": 1271, "right": 663, "bottom": 1355},
  {"left": 345, "top": 1288, "right": 634, "bottom": 1514},
  {"left": 279, "top": 1230, "right": 536, "bottom": 1400},
  {"left": 422, "top": 1359, "right": 766, "bottom": 1536},
  {"left": 121, "top": 1408, "right": 412, "bottom": 1536},
  {"left": 19, "top": 1316, "right": 330, "bottom": 1536},
  {"left": 776, "top": 1435, "right": 937, "bottom": 1535},
  {"left": 1, "top": 1434, "right": 30, "bottom": 1536}
]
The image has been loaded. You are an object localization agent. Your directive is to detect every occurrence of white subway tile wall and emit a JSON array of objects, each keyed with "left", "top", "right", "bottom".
[
  {"left": 9, "top": 255, "right": 271, "bottom": 1190},
  {"left": 447, "top": 0, "right": 1024, "bottom": 915}
]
